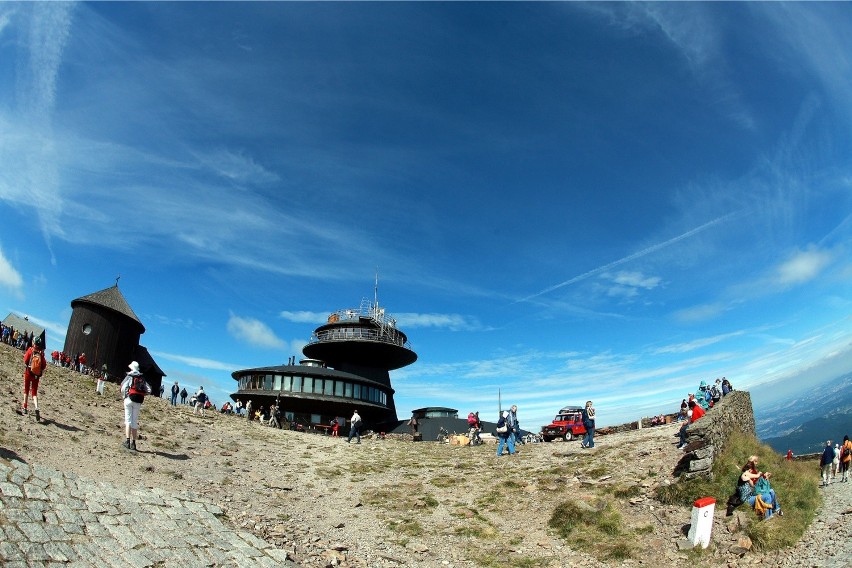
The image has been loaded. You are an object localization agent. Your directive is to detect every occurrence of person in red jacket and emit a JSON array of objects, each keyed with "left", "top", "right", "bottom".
[
  {"left": 678, "top": 400, "right": 705, "bottom": 449},
  {"left": 21, "top": 336, "right": 47, "bottom": 421}
]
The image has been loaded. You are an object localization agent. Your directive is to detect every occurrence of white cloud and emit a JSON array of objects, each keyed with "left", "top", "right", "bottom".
[
  {"left": 279, "top": 310, "right": 330, "bottom": 324},
  {"left": 673, "top": 303, "right": 728, "bottom": 324},
  {"left": 602, "top": 271, "right": 661, "bottom": 299},
  {"left": 775, "top": 245, "right": 833, "bottom": 286},
  {"left": 394, "top": 312, "right": 481, "bottom": 331},
  {"left": 226, "top": 313, "right": 287, "bottom": 350},
  {"left": 150, "top": 351, "right": 241, "bottom": 372},
  {"left": 0, "top": 245, "right": 24, "bottom": 292}
]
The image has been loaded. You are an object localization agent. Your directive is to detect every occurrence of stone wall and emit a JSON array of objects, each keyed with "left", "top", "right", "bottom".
[{"left": 676, "top": 390, "right": 755, "bottom": 480}]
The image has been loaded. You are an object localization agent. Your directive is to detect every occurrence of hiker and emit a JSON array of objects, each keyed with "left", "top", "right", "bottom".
[
  {"left": 21, "top": 336, "right": 47, "bottom": 421},
  {"left": 180, "top": 387, "right": 188, "bottom": 405},
  {"left": 509, "top": 404, "right": 524, "bottom": 445},
  {"left": 170, "top": 381, "right": 179, "bottom": 406},
  {"left": 832, "top": 444, "right": 841, "bottom": 481},
  {"left": 710, "top": 379, "right": 722, "bottom": 405},
  {"left": 581, "top": 400, "right": 596, "bottom": 448},
  {"left": 408, "top": 414, "right": 418, "bottom": 436},
  {"left": 96, "top": 363, "right": 108, "bottom": 395},
  {"left": 678, "top": 400, "right": 705, "bottom": 449},
  {"left": 738, "top": 455, "right": 782, "bottom": 519},
  {"left": 821, "top": 440, "right": 835, "bottom": 486},
  {"left": 120, "top": 361, "right": 151, "bottom": 451},
  {"left": 194, "top": 386, "right": 208, "bottom": 416},
  {"left": 840, "top": 435, "right": 852, "bottom": 482},
  {"left": 347, "top": 409, "right": 362, "bottom": 444},
  {"left": 495, "top": 410, "right": 515, "bottom": 456}
]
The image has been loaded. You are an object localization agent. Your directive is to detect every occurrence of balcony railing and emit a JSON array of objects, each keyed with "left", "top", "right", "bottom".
[{"left": 308, "top": 326, "right": 412, "bottom": 350}]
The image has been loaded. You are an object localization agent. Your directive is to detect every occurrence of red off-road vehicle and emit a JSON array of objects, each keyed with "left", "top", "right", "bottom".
[{"left": 541, "top": 405, "right": 587, "bottom": 442}]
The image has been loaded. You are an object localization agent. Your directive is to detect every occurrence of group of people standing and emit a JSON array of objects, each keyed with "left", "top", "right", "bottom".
[
  {"left": 820, "top": 437, "right": 852, "bottom": 485},
  {"left": 1, "top": 322, "right": 38, "bottom": 350}
]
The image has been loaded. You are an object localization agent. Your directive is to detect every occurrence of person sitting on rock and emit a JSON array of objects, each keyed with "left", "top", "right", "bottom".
[
  {"left": 737, "top": 455, "right": 782, "bottom": 519},
  {"left": 677, "top": 400, "right": 705, "bottom": 449}
]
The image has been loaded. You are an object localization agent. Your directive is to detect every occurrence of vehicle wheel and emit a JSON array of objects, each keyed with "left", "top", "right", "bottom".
[{"left": 564, "top": 431, "right": 574, "bottom": 442}]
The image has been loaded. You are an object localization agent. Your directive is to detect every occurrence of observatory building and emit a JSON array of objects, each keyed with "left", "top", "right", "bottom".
[{"left": 231, "top": 298, "right": 417, "bottom": 430}]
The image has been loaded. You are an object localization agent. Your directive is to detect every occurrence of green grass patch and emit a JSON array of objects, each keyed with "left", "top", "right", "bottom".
[
  {"left": 584, "top": 465, "right": 609, "bottom": 478},
  {"left": 387, "top": 518, "right": 423, "bottom": 536},
  {"left": 549, "top": 497, "right": 637, "bottom": 561},
  {"left": 363, "top": 484, "right": 439, "bottom": 513}
]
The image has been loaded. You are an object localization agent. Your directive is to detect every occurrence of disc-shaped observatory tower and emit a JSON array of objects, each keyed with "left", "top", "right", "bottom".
[{"left": 231, "top": 297, "right": 416, "bottom": 429}]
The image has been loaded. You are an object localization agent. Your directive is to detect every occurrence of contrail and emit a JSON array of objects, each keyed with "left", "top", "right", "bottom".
[{"left": 517, "top": 212, "right": 740, "bottom": 304}]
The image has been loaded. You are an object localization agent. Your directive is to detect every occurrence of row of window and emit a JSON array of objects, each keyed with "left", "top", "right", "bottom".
[{"left": 237, "top": 374, "right": 388, "bottom": 406}]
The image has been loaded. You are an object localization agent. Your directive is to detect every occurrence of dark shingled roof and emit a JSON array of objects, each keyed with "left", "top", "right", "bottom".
[{"left": 71, "top": 285, "right": 145, "bottom": 332}]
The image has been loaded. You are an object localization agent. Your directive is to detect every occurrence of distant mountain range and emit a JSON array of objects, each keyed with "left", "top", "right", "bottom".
[{"left": 755, "top": 371, "right": 852, "bottom": 455}]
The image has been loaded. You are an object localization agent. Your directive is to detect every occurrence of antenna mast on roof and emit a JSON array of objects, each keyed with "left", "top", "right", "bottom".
[
  {"left": 374, "top": 268, "right": 379, "bottom": 313},
  {"left": 115, "top": 274, "right": 121, "bottom": 287}
]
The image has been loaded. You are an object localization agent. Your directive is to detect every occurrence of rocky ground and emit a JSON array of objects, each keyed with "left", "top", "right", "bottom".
[{"left": 1, "top": 341, "right": 850, "bottom": 567}]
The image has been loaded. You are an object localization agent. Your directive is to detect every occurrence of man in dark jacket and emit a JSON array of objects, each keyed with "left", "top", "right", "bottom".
[{"left": 821, "top": 440, "right": 835, "bottom": 486}]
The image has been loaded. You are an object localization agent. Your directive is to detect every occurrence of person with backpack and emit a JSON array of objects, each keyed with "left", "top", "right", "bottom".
[
  {"left": 495, "top": 410, "right": 516, "bottom": 456},
  {"left": 120, "top": 361, "right": 151, "bottom": 451},
  {"left": 710, "top": 379, "right": 722, "bottom": 406},
  {"left": 21, "top": 336, "right": 47, "bottom": 421},
  {"left": 180, "top": 387, "right": 188, "bottom": 405},
  {"left": 840, "top": 435, "right": 852, "bottom": 482},
  {"left": 347, "top": 409, "right": 362, "bottom": 444},
  {"left": 194, "top": 386, "right": 208, "bottom": 416}
]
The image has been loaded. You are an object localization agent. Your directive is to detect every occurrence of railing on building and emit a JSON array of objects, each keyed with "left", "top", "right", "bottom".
[{"left": 308, "top": 299, "right": 413, "bottom": 351}]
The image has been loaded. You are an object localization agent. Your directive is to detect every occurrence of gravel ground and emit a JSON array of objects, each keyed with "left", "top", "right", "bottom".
[{"left": 1, "top": 341, "right": 849, "bottom": 567}]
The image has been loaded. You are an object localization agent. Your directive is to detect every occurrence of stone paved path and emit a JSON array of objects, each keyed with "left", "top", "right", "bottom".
[{"left": 0, "top": 458, "right": 296, "bottom": 567}]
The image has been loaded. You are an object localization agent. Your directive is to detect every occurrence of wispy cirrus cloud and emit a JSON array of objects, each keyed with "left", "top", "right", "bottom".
[
  {"left": 518, "top": 213, "right": 739, "bottom": 304},
  {"left": 653, "top": 330, "right": 746, "bottom": 355},
  {"left": 192, "top": 148, "right": 280, "bottom": 185},
  {"left": 150, "top": 351, "right": 242, "bottom": 373}
]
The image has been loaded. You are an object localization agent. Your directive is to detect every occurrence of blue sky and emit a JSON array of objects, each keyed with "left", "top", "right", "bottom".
[{"left": 1, "top": 2, "right": 850, "bottom": 432}]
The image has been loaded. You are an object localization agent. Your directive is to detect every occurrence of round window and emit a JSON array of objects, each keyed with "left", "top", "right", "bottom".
[{"left": 82, "top": 323, "right": 93, "bottom": 335}]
